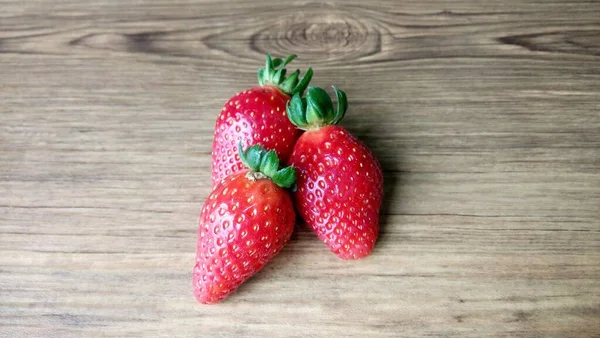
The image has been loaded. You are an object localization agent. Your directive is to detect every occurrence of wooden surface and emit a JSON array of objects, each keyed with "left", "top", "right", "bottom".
[{"left": 1, "top": 0, "right": 600, "bottom": 337}]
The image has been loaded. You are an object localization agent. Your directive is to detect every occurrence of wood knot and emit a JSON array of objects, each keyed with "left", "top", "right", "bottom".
[{"left": 250, "top": 10, "right": 380, "bottom": 63}]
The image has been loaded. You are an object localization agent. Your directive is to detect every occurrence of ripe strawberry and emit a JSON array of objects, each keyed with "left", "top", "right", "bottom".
[
  {"left": 211, "top": 54, "right": 312, "bottom": 185},
  {"left": 194, "top": 144, "right": 296, "bottom": 304},
  {"left": 286, "top": 87, "right": 383, "bottom": 260}
]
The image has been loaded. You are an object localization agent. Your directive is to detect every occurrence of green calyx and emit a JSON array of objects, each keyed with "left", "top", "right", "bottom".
[
  {"left": 238, "top": 143, "right": 296, "bottom": 188},
  {"left": 258, "top": 54, "right": 313, "bottom": 97},
  {"left": 286, "top": 86, "right": 348, "bottom": 130}
]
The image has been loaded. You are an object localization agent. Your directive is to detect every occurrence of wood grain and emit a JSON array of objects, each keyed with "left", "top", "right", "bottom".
[{"left": 1, "top": 0, "right": 599, "bottom": 337}]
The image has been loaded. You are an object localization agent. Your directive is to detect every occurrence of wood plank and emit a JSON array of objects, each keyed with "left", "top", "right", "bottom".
[{"left": 1, "top": 0, "right": 599, "bottom": 337}]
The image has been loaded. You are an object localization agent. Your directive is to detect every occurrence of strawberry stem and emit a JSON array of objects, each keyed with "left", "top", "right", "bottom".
[
  {"left": 238, "top": 143, "right": 296, "bottom": 188},
  {"left": 286, "top": 86, "right": 348, "bottom": 130},
  {"left": 258, "top": 54, "right": 313, "bottom": 97}
]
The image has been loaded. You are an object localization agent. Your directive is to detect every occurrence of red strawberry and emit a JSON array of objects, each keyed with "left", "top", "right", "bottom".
[
  {"left": 211, "top": 54, "right": 312, "bottom": 185},
  {"left": 194, "top": 144, "right": 296, "bottom": 304},
  {"left": 286, "top": 87, "right": 383, "bottom": 260}
]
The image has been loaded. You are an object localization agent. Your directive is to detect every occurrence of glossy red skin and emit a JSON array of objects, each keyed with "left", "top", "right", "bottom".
[
  {"left": 211, "top": 86, "right": 302, "bottom": 186},
  {"left": 193, "top": 170, "right": 295, "bottom": 304},
  {"left": 289, "top": 125, "right": 383, "bottom": 260}
]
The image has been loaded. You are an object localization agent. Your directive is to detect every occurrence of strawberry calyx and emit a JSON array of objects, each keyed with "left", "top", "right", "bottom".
[
  {"left": 258, "top": 54, "right": 313, "bottom": 97},
  {"left": 238, "top": 143, "right": 296, "bottom": 188},
  {"left": 286, "top": 86, "right": 348, "bottom": 130}
]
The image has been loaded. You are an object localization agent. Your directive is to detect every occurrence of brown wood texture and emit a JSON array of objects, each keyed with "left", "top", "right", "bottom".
[{"left": 1, "top": 0, "right": 600, "bottom": 337}]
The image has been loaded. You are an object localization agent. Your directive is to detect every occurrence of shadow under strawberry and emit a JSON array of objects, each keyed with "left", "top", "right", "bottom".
[{"left": 217, "top": 229, "right": 304, "bottom": 302}]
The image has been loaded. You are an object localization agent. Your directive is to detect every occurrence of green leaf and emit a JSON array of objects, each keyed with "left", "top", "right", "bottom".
[
  {"left": 257, "top": 54, "right": 311, "bottom": 94},
  {"left": 265, "top": 54, "right": 275, "bottom": 80},
  {"left": 265, "top": 54, "right": 273, "bottom": 70},
  {"left": 332, "top": 86, "right": 348, "bottom": 125},
  {"left": 273, "top": 67, "right": 286, "bottom": 85},
  {"left": 292, "top": 67, "right": 313, "bottom": 96},
  {"left": 257, "top": 68, "right": 265, "bottom": 86},
  {"left": 280, "top": 69, "right": 299, "bottom": 94},
  {"left": 238, "top": 142, "right": 296, "bottom": 189},
  {"left": 286, "top": 94, "right": 307, "bottom": 127},
  {"left": 259, "top": 150, "right": 279, "bottom": 177},
  {"left": 280, "top": 54, "right": 297, "bottom": 68},
  {"left": 247, "top": 145, "right": 265, "bottom": 171},
  {"left": 271, "top": 166, "right": 296, "bottom": 188},
  {"left": 306, "top": 86, "right": 333, "bottom": 125},
  {"left": 271, "top": 57, "right": 283, "bottom": 68},
  {"left": 283, "top": 85, "right": 350, "bottom": 130},
  {"left": 239, "top": 143, "right": 264, "bottom": 171}
]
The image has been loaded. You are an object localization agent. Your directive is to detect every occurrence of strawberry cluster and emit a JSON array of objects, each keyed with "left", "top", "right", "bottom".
[{"left": 193, "top": 54, "right": 383, "bottom": 304}]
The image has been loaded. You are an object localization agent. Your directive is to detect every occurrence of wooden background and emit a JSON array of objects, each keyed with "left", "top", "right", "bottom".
[{"left": 1, "top": 0, "right": 599, "bottom": 337}]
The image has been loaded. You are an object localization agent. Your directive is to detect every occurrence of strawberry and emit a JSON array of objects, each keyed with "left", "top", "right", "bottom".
[
  {"left": 211, "top": 54, "right": 312, "bottom": 185},
  {"left": 193, "top": 144, "right": 296, "bottom": 304},
  {"left": 286, "top": 87, "right": 383, "bottom": 260}
]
